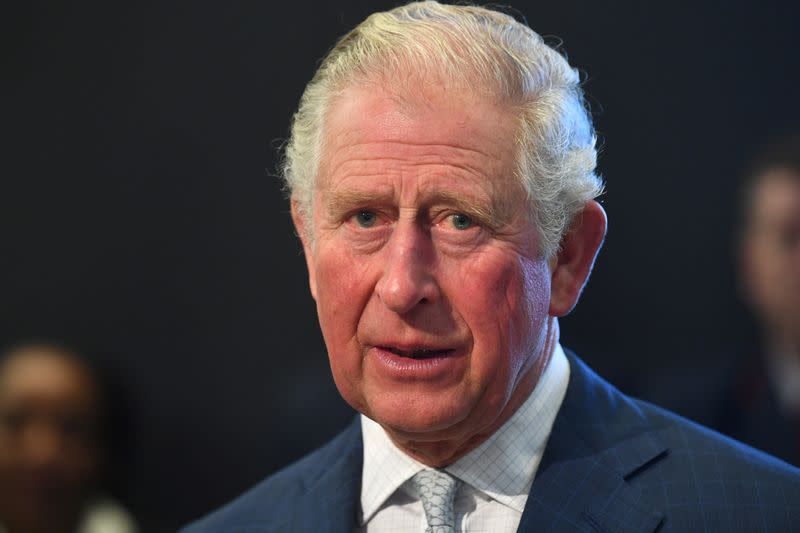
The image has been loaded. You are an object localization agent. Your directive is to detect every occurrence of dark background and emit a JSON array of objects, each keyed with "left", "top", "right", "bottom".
[{"left": 4, "top": 0, "right": 799, "bottom": 529}]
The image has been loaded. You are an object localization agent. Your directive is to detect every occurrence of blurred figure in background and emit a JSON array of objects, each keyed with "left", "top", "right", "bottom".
[
  {"left": 0, "top": 342, "right": 136, "bottom": 533},
  {"left": 728, "top": 135, "right": 800, "bottom": 465}
]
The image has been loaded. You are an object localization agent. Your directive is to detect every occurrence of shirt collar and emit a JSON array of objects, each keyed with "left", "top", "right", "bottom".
[
  {"left": 359, "top": 343, "right": 570, "bottom": 522},
  {"left": 360, "top": 410, "right": 426, "bottom": 524}
]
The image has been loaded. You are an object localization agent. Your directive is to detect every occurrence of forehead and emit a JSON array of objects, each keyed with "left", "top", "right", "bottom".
[
  {"left": 750, "top": 169, "right": 800, "bottom": 220},
  {"left": 317, "top": 81, "right": 520, "bottom": 194},
  {"left": 0, "top": 351, "right": 98, "bottom": 410}
]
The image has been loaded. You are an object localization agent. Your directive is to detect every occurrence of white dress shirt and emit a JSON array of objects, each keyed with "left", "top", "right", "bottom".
[{"left": 358, "top": 343, "right": 570, "bottom": 533}]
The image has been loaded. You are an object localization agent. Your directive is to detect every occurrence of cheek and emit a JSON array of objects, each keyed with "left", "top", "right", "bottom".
[
  {"left": 312, "top": 246, "right": 376, "bottom": 362},
  {"left": 314, "top": 247, "right": 369, "bottom": 323},
  {"left": 755, "top": 252, "right": 794, "bottom": 300},
  {"left": 520, "top": 259, "right": 552, "bottom": 327},
  {"left": 506, "top": 259, "right": 551, "bottom": 377},
  {"left": 454, "top": 254, "right": 551, "bottom": 377}
]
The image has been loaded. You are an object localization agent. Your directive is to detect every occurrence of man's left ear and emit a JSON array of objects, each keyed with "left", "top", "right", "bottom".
[{"left": 549, "top": 200, "right": 607, "bottom": 317}]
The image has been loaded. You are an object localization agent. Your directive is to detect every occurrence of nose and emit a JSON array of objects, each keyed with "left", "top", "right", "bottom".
[
  {"left": 23, "top": 422, "right": 65, "bottom": 470},
  {"left": 376, "top": 221, "right": 439, "bottom": 314}
]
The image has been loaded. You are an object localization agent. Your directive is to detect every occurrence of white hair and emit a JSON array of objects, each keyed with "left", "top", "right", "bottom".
[{"left": 282, "top": 1, "right": 603, "bottom": 259}]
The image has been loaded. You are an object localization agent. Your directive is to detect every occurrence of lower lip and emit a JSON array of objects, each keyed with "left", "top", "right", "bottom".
[{"left": 368, "top": 346, "right": 465, "bottom": 380}]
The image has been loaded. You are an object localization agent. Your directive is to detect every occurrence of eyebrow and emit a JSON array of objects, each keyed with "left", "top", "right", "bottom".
[
  {"left": 324, "top": 189, "right": 391, "bottom": 217},
  {"left": 424, "top": 190, "right": 504, "bottom": 224}
]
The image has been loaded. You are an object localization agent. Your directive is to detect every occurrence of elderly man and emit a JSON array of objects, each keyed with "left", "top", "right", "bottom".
[{"left": 185, "top": 2, "right": 800, "bottom": 532}]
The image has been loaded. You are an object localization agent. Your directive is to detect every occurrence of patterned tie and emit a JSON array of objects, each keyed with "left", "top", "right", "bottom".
[{"left": 411, "top": 469, "right": 460, "bottom": 533}]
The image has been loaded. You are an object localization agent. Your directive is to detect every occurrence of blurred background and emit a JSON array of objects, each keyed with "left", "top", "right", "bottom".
[{"left": 4, "top": 0, "right": 800, "bottom": 530}]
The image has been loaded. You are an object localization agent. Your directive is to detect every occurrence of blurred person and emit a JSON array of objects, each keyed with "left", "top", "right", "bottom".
[
  {"left": 184, "top": 2, "right": 800, "bottom": 531},
  {"left": 727, "top": 135, "right": 800, "bottom": 464},
  {"left": 0, "top": 342, "right": 136, "bottom": 533}
]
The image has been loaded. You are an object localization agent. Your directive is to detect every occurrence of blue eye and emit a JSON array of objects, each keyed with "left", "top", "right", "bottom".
[
  {"left": 451, "top": 213, "right": 473, "bottom": 230},
  {"left": 354, "top": 211, "right": 377, "bottom": 228}
]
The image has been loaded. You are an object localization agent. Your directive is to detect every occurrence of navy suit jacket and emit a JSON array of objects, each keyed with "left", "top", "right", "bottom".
[
  {"left": 717, "top": 353, "right": 800, "bottom": 466},
  {"left": 183, "top": 352, "right": 800, "bottom": 532}
]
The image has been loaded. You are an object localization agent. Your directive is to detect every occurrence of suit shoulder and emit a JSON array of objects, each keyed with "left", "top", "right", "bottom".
[
  {"left": 181, "top": 419, "right": 362, "bottom": 533},
  {"left": 621, "top": 399, "right": 800, "bottom": 530},
  {"left": 634, "top": 396, "right": 800, "bottom": 484},
  {"left": 566, "top": 351, "right": 799, "bottom": 483}
]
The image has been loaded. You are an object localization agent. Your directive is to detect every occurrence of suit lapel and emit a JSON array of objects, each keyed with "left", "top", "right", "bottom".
[
  {"left": 517, "top": 353, "right": 667, "bottom": 533},
  {"left": 292, "top": 418, "right": 364, "bottom": 533}
]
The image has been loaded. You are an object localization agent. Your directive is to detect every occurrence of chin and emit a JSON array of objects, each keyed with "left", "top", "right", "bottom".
[{"left": 366, "top": 392, "right": 476, "bottom": 438}]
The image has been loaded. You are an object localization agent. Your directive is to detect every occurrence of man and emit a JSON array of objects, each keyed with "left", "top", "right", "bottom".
[
  {"left": 721, "top": 135, "right": 800, "bottom": 465},
  {"left": 185, "top": 2, "right": 800, "bottom": 531},
  {"left": 0, "top": 342, "right": 137, "bottom": 533}
]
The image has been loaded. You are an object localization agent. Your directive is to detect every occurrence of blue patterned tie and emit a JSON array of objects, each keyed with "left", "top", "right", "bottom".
[{"left": 411, "top": 469, "right": 460, "bottom": 533}]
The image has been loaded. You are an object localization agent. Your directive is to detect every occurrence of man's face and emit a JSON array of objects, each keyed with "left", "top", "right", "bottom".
[
  {"left": 743, "top": 169, "right": 800, "bottom": 338},
  {"left": 296, "top": 82, "right": 554, "bottom": 445},
  {"left": 0, "top": 350, "right": 100, "bottom": 531}
]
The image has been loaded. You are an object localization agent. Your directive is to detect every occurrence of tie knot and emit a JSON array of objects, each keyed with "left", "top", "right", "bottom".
[{"left": 411, "top": 470, "right": 460, "bottom": 533}]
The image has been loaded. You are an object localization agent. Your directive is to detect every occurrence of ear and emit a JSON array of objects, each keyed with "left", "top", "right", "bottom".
[
  {"left": 290, "top": 200, "right": 317, "bottom": 301},
  {"left": 549, "top": 200, "right": 607, "bottom": 316}
]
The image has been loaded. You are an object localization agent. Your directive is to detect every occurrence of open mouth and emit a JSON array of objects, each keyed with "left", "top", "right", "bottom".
[{"left": 383, "top": 347, "right": 454, "bottom": 359}]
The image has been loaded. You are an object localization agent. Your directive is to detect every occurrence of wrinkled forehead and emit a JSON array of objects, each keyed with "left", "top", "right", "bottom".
[{"left": 316, "top": 79, "right": 522, "bottom": 192}]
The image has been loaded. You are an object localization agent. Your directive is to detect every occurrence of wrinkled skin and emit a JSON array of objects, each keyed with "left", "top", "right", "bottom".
[{"left": 293, "top": 82, "right": 606, "bottom": 466}]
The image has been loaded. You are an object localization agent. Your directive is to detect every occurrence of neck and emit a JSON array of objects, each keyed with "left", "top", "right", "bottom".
[{"left": 386, "top": 317, "right": 559, "bottom": 467}]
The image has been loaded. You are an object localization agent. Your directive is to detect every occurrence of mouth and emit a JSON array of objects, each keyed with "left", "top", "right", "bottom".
[{"left": 381, "top": 346, "right": 455, "bottom": 359}]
